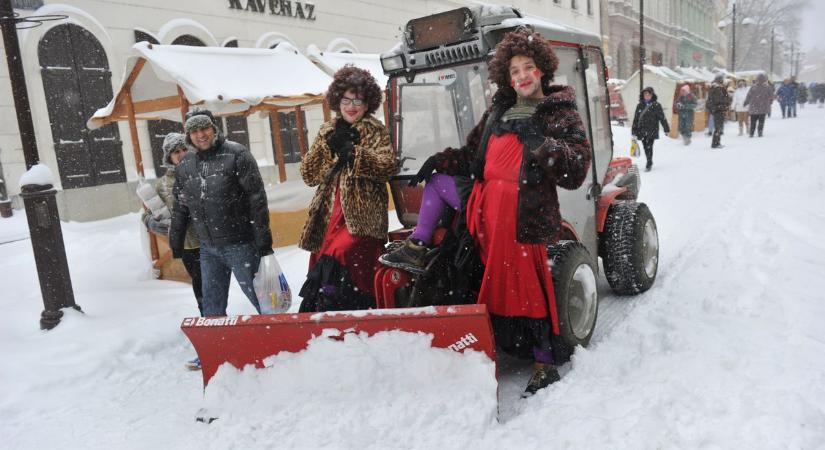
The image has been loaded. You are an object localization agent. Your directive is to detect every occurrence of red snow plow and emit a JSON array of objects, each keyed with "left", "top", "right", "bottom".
[
  {"left": 182, "top": 305, "right": 495, "bottom": 387},
  {"left": 183, "top": 5, "right": 658, "bottom": 391}
]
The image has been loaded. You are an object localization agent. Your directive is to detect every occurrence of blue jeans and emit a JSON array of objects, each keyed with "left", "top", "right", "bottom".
[{"left": 200, "top": 242, "right": 261, "bottom": 316}]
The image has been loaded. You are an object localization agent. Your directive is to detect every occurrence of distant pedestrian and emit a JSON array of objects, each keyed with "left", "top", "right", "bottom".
[
  {"left": 170, "top": 108, "right": 273, "bottom": 319},
  {"left": 797, "top": 82, "right": 808, "bottom": 108},
  {"left": 675, "top": 85, "right": 696, "bottom": 145},
  {"left": 706, "top": 75, "right": 730, "bottom": 148},
  {"left": 776, "top": 78, "right": 795, "bottom": 118},
  {"left": 743, "top": 73, "right": 773, "bottom": 138},
  {"left": 732, "top": 79, "right": 750, "bottom": 136},
  {"left": 815, "top": 82, "right": 825, "bottom": 108},
  {"left": 631, "top": 86, "right": 670, "bottom": 171}
]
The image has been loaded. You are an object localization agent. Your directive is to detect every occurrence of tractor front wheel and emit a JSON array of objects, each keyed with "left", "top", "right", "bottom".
[
  {"left": 548, "top": 241, "right": 599, "bottom": 362},
  {"left": 602, "top": 202, "right": 659, "bottom": 295}
]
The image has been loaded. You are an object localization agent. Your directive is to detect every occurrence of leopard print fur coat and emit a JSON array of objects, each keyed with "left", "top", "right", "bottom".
[{"left": 298, "top": 116, "right": 397, "bottom": 253}]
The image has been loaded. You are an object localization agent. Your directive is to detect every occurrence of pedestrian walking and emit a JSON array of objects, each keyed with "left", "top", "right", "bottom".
[
  {"left": 631, "top": 87, "right": 670, "bottom": 170},
  {"left": 743, "top": 73, "right": 773, "bottom": 138},
  {"left": 170, "top": 108, "right": 273, "bottom": 318},
  {"left": 706, "top": 75, "right": 730, "bottom": 148},
  {"left": 776, "top": 78, "right": 795, "bottom": 118}
]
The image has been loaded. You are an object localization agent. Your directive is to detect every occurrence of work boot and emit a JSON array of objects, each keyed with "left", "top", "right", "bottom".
[
  {"left": 522, "top": 363, "right": 560, "bottom": 398},
  {"left": 186, "top": 357, "right": 201, "bottom": 371},
  {"left": 378, "top": 238, "right": 428, "bottom": 274}
]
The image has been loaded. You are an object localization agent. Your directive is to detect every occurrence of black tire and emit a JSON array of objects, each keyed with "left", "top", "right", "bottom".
[
  {"left": 601, "top": 202, "right": 659, "bottom": 295},
  {"left": 548, "top": 241, "right": 599, "bottom": 362},
  {"left": 616, "top": 164, "right": 641, "bottom": 200}
]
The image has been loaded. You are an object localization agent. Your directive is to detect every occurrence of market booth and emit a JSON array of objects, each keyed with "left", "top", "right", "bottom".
[
  {"left": 89, "top": 42, "right": 333, "bottom": 281},
  {"left": 620, "top": 65, "right": 684, "bottom": 133}
]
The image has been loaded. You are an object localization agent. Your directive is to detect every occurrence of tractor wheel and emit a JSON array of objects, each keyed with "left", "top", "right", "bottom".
[
  {"left": 601, "top": 202, "right": 659, "bottom": 295},
  {"left": 548, "top": 241, "right": 599, "bottom": 361},
  {"left": 616, "top": 164, "right": 641, "bottom": 200}
]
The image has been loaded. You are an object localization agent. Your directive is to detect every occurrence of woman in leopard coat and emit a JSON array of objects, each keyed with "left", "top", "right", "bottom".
[{"left": 297, "top": 66, "right": 397, "bottom": 312}]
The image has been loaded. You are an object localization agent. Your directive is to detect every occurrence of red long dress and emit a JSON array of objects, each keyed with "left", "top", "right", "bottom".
[{"left": 466, "top": 133, "right": 559, "bottom": 331}]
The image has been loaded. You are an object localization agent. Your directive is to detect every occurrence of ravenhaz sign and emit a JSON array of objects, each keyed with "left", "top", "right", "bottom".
[{"left": 228, "top": 0, "right": 317, "bottom": 21}]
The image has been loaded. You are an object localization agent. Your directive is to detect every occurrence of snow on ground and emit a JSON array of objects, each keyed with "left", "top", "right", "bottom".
[{"left": 2, "top": 105, "right": 825, "bottom": 449}]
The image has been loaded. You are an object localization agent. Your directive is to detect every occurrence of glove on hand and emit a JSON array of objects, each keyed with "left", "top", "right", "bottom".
[
  {"left": 147, "top": 217, "right": 170, "bottom": 235},
  {"left": 408, "top": 155, "right": 439, "bottom": 187},
  {"left": 327, "top": 122, "right": 360, "bottom": 158},
  {"left": 259, "top": 246, "right": 274, "bottom": 257}
]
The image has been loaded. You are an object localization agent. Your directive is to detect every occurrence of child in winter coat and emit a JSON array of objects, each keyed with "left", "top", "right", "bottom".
[
  {"left": 631, "top": 87, "right": 670, "bottom": 171},
  {"left": 675, "top": 85, "right": 696, "bottom": 145}
]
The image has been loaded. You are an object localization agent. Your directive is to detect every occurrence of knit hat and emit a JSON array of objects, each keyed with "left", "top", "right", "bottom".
[
  {"left": 161, "top": 132, "right": 186, "bottom": 168},
  {"left": 184, "top": 107, "right": 217, "bottom": 135},
  {"left": 714, "top": 74, "right": 725, "bottom": 84}
]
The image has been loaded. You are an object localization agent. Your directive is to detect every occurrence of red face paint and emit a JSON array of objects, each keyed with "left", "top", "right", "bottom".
[
  {"left": 510, "top": 79, "right": 516, "bottom": 87},
  {"left": 533, "top": 69, "right": 542, "bottom": 78}
]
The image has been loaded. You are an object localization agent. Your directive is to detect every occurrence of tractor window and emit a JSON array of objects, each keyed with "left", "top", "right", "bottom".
[
  {"left": 396, "top": 63, "right": 491, "bottom": 174},
  {"left": 584, "top": 48, "right": 612, "bottom": 183},
  {"left": 551, "top": 46, "right": 590, "bottom": 137}
]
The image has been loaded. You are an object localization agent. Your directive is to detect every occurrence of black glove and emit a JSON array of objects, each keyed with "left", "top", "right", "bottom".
[
  {"left": 259, "top": 246, "right": 274, "bottom": 257},
  {"left": 408, "top": 155, "right": 439, "bottom": 187},
  {"left": 327, "top": 122, "right": 360, "bottom": 158},
  {"left": 147, "top": 216, "right": 170, "bottom": 235}
]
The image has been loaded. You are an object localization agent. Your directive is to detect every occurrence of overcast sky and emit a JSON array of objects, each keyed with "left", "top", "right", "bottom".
[{"left": 800, "top": 0, "right": 825, "bottom": 51}]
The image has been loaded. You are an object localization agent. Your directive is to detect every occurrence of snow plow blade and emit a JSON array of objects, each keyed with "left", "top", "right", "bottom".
[{"left": 181, "top": 304, "right": 496, "bottom": 388}]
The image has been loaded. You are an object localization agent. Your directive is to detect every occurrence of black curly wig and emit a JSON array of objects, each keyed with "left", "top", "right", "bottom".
[
  {"left": 325, "top": 65, "right": 383, "bottom": 117},
  {"left": 488, "top": 29, "right": 559, "bottom": 100}
]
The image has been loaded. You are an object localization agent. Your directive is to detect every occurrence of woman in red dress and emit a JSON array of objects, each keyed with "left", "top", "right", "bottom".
[
  {"left": 403, "top": 30, "right": 592, "bottom": 396},
  {"left": 297, "top": 66, "right": 397, "bottom": 312}
]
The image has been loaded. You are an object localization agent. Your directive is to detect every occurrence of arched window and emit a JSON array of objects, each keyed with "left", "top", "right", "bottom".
[
  {"left": 39, "top": 23, "right": 125, "bottom": 188},
  {"left": 171, "top": 34, "right": 205, "bottom": 47}
]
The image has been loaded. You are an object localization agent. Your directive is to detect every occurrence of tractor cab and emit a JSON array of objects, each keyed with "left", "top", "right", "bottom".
[{"left": 380, "top": 6, "right": 617, "bottom": 268}]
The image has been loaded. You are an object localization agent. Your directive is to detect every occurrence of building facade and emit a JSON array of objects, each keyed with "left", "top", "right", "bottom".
[
  {"left": 605, "top": 0, "right": 720, "bottom": 80},
  {"left": 0, "top": 0, "right": 600, "bottom": 221}
]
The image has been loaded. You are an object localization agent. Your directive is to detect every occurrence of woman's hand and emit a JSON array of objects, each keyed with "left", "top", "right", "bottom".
[{"left": 408, "top": 155, "right": 438, "bottom": 187}]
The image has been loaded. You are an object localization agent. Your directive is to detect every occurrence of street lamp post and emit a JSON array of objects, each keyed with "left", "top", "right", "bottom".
[
  {"left": 731, "top": 1, "right": 737, "bottom": 72},
  {"left": 0, "top": 0, "right": 79, "bottom": 330},
  {"left": 639, "top": 0, "right": 645, "bottom": 93}
]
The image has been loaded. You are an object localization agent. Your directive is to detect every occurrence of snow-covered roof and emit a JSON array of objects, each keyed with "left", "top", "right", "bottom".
[
  {"left": 676, "top": 67, "right": 714, "bottom": 82},
  {"left": 88, "top": 42, "right": 333, "bottom": 129},
  {"left": 306, "top": 45, "right": 388, "bottom": 88}
]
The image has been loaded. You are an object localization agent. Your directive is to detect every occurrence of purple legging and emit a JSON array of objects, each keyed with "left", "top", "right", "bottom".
[{"left": 409, "top": 173, "right": 461, "bottom": 245}]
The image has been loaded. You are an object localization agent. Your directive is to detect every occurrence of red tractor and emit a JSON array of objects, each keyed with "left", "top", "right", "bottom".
[{"left": 183, "top": 5, "right": 658, "bottom": 390}]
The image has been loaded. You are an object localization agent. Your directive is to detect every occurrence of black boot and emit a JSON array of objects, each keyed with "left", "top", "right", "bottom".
[
  {"left": 378, "top": 238, "right": 429, "bottom": 274},
  {"left": 522, "top": 363, "right": 561, "bottom": 398}
]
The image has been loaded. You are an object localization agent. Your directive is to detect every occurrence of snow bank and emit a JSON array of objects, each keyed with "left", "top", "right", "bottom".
[{"left": 200, "top": 331, "right": 497, "bottom": 448}]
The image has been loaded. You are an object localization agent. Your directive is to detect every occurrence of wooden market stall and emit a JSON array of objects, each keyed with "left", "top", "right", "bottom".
[{"left": 88, "top": 42, "right": 333, "bottom": 281}]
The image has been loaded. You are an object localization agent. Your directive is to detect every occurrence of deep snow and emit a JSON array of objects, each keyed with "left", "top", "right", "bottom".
[{"left": 2, "top": 105, "right": 825, "bottom": 449}]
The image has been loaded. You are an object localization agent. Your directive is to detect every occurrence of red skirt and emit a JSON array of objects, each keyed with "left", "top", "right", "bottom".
[
  {"left": 308, "top": 186, "right": 384, "bottom": 298},
  {"left": 466, "top": 133, "right": 559, "bottom": 331}
]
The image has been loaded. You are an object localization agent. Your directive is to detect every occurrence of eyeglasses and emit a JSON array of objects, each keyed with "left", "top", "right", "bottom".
[{"left": 340, "top": 97, "right": 365, "bottom": 107}]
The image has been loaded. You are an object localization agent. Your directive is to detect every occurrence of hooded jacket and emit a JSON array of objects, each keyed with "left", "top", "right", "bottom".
[
  {"left": 169, "top": 133, "right": 272, "bottom": 256},
  {"left": 298, "top": 116, "right": 397, "bottom": 253},
  {"left": 431, "top": 85, "right": 592, "bottom": 244},
  {"left": 632, "top": 89, "right": 670, "bottom": 140}
]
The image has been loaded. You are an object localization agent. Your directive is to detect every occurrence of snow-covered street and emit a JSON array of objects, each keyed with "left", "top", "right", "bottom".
[{"left": 2, "top": 106, "right": 825, "bottom": 449}]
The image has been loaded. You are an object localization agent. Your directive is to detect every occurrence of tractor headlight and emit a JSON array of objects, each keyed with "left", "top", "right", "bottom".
[{"left": 381, "top": 54, "right": 405, "bottom": 72}]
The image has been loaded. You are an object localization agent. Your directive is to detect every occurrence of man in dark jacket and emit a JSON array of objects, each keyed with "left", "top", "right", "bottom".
[
  {"left": 631, "top": 86, "right": 670, "bottom": 171},
  {"left": 706, "top": 74, "right": 730, "bottom": 148},
  {"left": 170, "top": 108, "right": 273, "bottom": 317},
  {"left": 743, "top": 73, "right": 774, "bottom": 137}
]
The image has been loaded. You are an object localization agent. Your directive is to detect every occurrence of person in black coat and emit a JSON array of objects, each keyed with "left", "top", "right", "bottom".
[
  {"left": 706, "top": 75, "right": 730, "bottom": 148},
  {"left": 170, "top": 107, "right": 273, "bottom": 317},
  {"left": 631, "top": 86, "right": 670, "bottom": 171}
]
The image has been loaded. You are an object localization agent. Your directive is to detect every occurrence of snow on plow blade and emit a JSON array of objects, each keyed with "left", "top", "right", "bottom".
[{"left": 181, "top": 304, "right": 496, "bottom": 388}]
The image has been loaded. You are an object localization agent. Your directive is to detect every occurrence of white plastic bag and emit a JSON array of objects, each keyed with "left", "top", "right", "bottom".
[
  {"left": 136, "top": 177, "right": 171, "bottom": 220},
  {"left": 254, "top": 254, "right": 292, "bottom": 314}
]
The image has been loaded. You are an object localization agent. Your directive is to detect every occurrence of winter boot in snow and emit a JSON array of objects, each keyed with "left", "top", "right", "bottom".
[
  {"left": 522, "top": 363, "right": 560, "bottom": 398},
  {"left": 186, "top": 357, "right": 201, "bottom": 371},
  {"left": 379, "top": 238, "right": 429, "bottom": 274}
]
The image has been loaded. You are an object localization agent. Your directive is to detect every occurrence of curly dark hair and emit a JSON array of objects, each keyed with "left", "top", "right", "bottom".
[
  {"left": 488, "top": 29, "right": 559, "bottom": 99},
  {"left": 325, "top": 65, "right": 383, "bottom": 117}
]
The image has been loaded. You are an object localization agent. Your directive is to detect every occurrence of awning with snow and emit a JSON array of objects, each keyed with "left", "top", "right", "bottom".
[
  {"left": 306, "top": 45, "right": 388, "bottom": 88},
  {"left": 87, "top": 42, "right": 333, "bottom": 129}
]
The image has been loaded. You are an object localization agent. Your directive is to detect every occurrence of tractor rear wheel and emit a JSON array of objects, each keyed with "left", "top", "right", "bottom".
[
  {"left": 601, "top": 202, "right": 659, "bottom": 295},
  {"left": 548, "top": 241, "right": 599, "bottom": 362}
]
